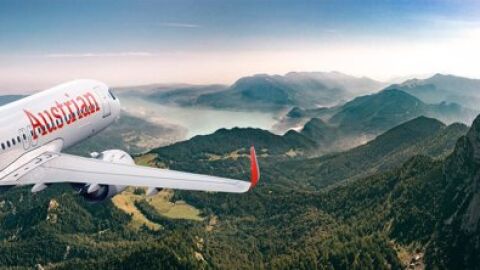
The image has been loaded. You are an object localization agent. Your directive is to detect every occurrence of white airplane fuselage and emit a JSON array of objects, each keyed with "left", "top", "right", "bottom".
[{"left": 0, "top": 80, "right": 121, "bottom": 171}]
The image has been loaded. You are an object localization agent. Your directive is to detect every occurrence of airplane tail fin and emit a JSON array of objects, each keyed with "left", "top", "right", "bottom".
[{"left": 250, "top": 146, "right": 260, "bottom": 189}]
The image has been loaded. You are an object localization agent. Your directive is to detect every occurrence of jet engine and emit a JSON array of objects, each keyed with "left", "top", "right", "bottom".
[{"left": 71, "top": 150, "right": 133, "bottom": 203}]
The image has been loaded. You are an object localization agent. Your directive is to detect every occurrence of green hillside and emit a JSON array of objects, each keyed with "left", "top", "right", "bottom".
[
  {"left": 168, "top": 115, "right": 479, "bottom": 269},
  {"left": 330, "top": 89, "right": 476, "bottom": 135},
  {"left": 0, "top": 97, "right": 479, "bottom": 268},
  {"left": 277, "top": 89, "right": 476, "bottom": 153},
  {"left": 279, "top": 116, "right": 467, "bottom": 188}
]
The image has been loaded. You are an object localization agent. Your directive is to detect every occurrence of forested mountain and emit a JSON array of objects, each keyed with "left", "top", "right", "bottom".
[
  {"left": 163, "top": 115, "right": 480, "bottom": 269},
  {"left": 425, "top": 116, "right": 480, "bottom": 268},
  {"left": 1, "top": 88, "right": 480, "bottom": 268},
  {"left": 279, "top": 116, "right": 468, "bottom": 188},
  {"left": 386, "top": 73, "right": 480, "bottom": 110},
  {"left": 0, "top": 113, "right": 479, "bottom": 269},
  {"left": 277, "top": 89, "right": 476, "bottom": 151},
  {"left": 330, "top": 89, "right": 476, "bottom": 133}
]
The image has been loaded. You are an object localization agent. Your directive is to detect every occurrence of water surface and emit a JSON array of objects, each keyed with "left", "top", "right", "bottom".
[{"left": 120, "top": 96, "right": 279, "bottom": 139}]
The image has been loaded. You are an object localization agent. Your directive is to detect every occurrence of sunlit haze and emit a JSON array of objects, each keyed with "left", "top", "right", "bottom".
[{"left": 1, "top": 0, "right": 479, "bottom": 93}]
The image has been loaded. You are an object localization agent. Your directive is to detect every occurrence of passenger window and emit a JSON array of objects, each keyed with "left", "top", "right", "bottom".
[
  {"left": 1, "top": 143, "right": 4, "bottom": 150},
  {"left": 6, "top": 141, "right": 10, "bottom": 147},
  {"left": 17, "top": 136, "right": 20, "bottom": 143},
  {"left": 11, "top": 139, "right": 15, "bottom": 146}
]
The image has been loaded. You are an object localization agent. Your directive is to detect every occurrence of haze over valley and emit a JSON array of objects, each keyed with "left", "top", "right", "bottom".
[
  {"left": 2, "top": 70, "right": 480, "bottom": 268},
  {"left": 108, "top": 71, "right": 480, "bottom": 153}
]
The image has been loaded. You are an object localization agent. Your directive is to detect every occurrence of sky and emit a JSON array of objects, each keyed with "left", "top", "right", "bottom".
[{"left": 1, "top": 0, "right": 480, "bottom": 92}]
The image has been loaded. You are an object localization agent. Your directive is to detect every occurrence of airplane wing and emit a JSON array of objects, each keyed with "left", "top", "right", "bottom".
[{"left": 8, "top": 146, "right": 260, "bottom": 193}]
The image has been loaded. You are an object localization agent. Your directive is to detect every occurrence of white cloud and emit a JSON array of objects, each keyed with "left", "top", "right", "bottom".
[
  {"left": 2, "top": 25, "right": 480, "bottom": 92},
  {"left": 43, "top": 52, "right": 154, "bottom": 58}
]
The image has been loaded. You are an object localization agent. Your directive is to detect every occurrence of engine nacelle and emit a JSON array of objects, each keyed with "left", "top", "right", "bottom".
[{"left": 72, "top": 149, "right": 134, "bottom": 203}]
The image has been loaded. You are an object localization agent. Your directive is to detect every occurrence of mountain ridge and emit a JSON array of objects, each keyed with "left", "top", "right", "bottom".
[
  {"left": 194, "top": 71, "right": 385, "bottom": 110},
  {"left": 386, "top": 73, "right": 480, "bottom": 110}
]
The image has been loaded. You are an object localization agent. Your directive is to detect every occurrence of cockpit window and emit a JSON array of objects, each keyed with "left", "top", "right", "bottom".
[{"left": 108, "top": 89, "right": 117, "bottom": 100}]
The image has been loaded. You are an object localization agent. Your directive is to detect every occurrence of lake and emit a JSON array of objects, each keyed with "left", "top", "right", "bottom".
[{"left": 119, "top": 96, "right": 280, "bottom": 139}]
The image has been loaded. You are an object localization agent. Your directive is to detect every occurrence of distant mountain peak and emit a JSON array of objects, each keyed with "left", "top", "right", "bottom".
[
  {"left": 304, "top": 117, "right": 327, "bottom": 126},
  {"left": 196, "top": 71, "right": 386, "bottom": 110},
  {"left": 384, "top": 73, "right": 480, "bottom": 111},
  {"left": 431, "top": 73, "right": 447, "bottom": 79},
  {"left": 394, "top": 115, "right": 444, "bottom": 129},
  {"left": 376, "top": 116, "right": 445, "bottom": 140}
]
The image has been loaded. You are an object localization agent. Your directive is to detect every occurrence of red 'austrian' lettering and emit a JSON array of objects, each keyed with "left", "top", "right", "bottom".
[{"left": 24, "top": 91, "right": 101, "bottom": 140}]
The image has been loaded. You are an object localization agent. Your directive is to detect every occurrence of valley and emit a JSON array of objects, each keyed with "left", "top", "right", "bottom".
[{"left": 1, "top": 72, "right": 480, "bottom": 269}]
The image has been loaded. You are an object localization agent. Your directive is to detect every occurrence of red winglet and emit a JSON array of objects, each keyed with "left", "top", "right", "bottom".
[{"left": 250, "top": 146, "right": 260, "bottom": 189}]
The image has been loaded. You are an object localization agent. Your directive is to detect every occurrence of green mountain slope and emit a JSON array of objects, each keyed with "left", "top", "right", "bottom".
[
  {"left": 330, "top": 89, "right": 429, "bottom": 134},
  {"left": 299, "top": 118, "right": 338, "bottom": 147},
  {"left": 278, "top": 89, "right": 475, "bottom": 149},
  {"left": 1, "top": 92, "right": 480, "bottom": 268},
  {"left": 168, "top": 114, "right": 480, "bottom": 269},
  {"left": 148, "top": 127, "right": 318, "bottom": 181},
  {"left": 278, "top": 116, "right": 468, "bottom": 188},
  {"left": 330, "top": 89, "right": 476, "bottom": 135},
  {"left": 424, "top": 115, "right": 480, "bottom": 269}
]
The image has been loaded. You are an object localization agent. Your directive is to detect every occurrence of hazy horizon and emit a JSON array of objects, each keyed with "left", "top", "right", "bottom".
[{"left": 1, "top": 0, "right": 480, "bottom": 92}]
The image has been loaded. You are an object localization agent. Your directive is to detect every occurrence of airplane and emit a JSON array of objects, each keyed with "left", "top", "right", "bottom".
[{"left": 0, "top": 80, "right": 260, "bottom": 202}]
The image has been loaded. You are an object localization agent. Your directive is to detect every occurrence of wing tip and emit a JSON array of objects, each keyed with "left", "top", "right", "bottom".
[{"left": 249, "top": 145, "right": 260, "bottom": 190}]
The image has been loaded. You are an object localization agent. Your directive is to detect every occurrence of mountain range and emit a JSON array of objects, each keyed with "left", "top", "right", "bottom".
[
  {"left": 386, "top": 73, "right": 480, "bottom": 110},
  {"left": 1, "top": 111, "right": 477, "bottom": 268},
  {"left": 280, "top": 116, "right": 468, "bottom": 188},
  {"left": 195, "top": 72, "right": 386, "bottom": 110},
  {"left": 274, "top": 88, "right": 477, "bottom": 152},
  {"left": 329, "top": 88, "right": 476, "bottom": 134},
  {"left": 125, "top": 113, "right": 479, "bottom": 269},
  {"left": 119, "top": 73, "right": 479, "bottom": 143},
  {"left": 2, "top": 72, "right": 480, "bottom": 268},
  {"left": 122, "top": 73, "right": 480, "bottom": 117},
  {"left": 117, "top": 71, "right": 386, "bottom": 111}
]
